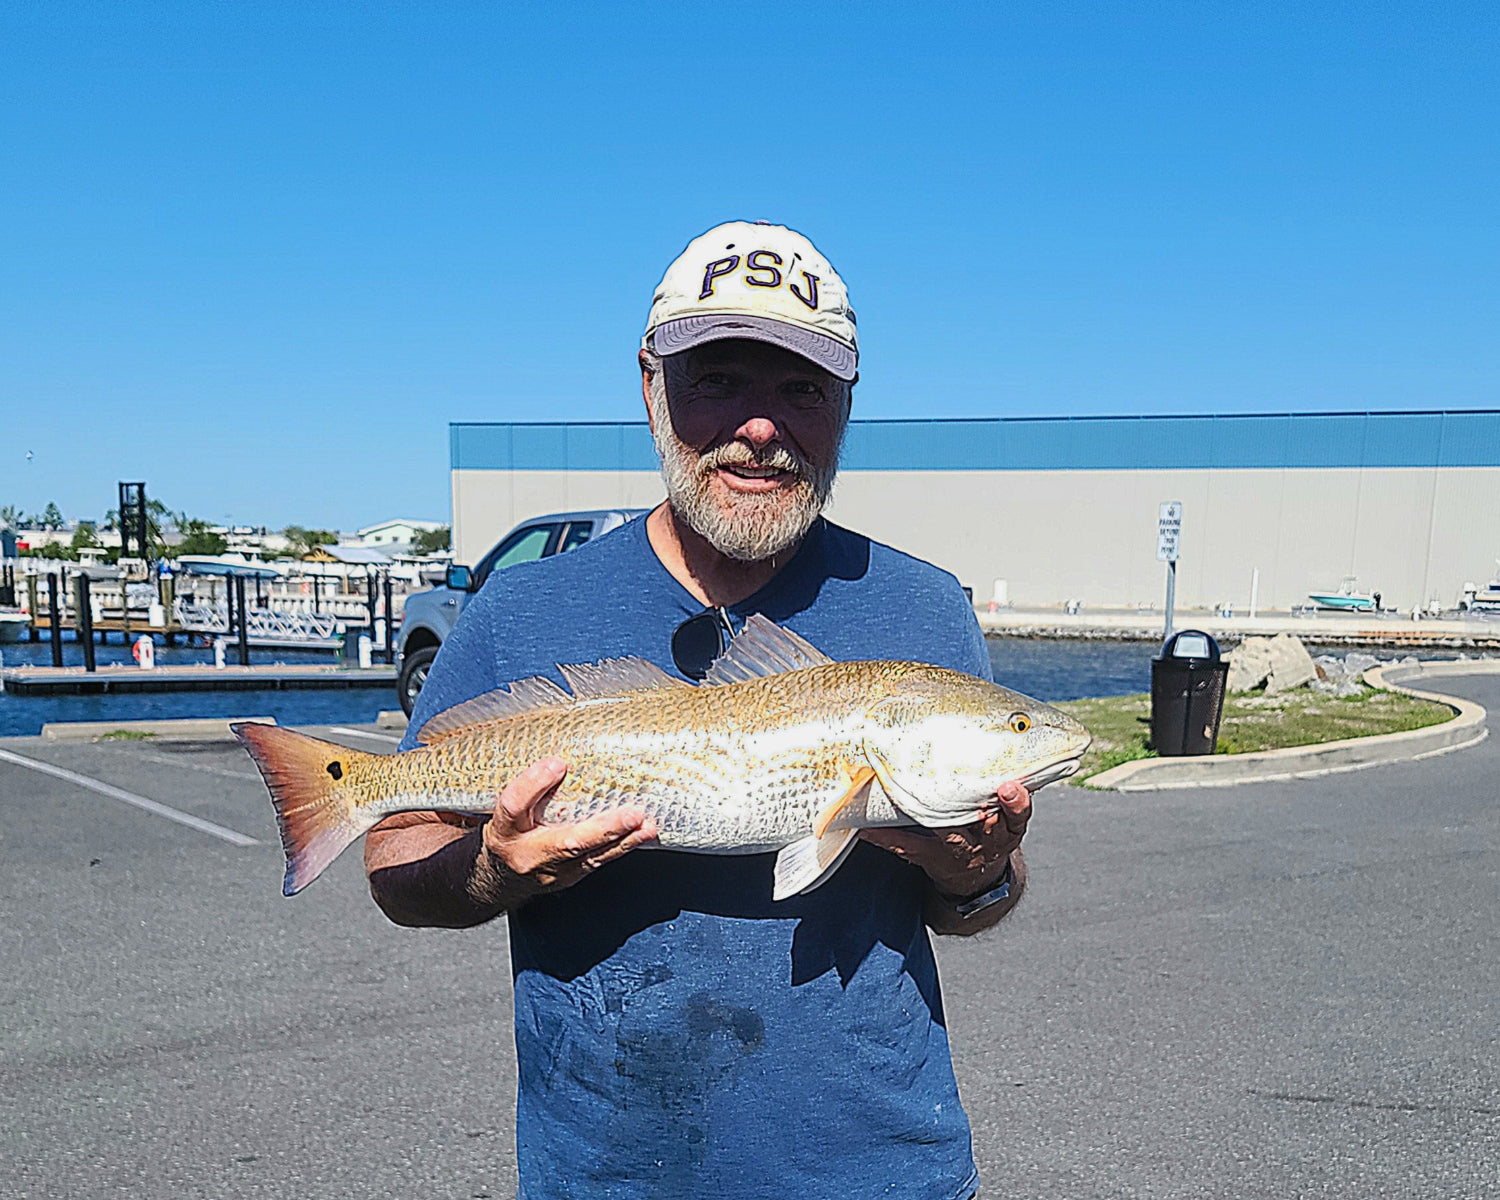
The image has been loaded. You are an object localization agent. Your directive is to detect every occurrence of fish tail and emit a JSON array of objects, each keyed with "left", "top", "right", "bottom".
[{"left": 232, "top": 722, "right": 376, "bottom": 896}]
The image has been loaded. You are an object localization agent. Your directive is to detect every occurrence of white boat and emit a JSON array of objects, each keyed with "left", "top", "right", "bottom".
[
  {"left": 0, "top": 609, "right": 27, "bottom": 643},
  {"left": 1461, "top": 565, "right": 1500, "bottom": 613},
  {"left": 1308, "top": 577, "right": 1381, "bottom": 613}
]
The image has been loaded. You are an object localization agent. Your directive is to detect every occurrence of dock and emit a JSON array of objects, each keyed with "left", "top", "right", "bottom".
[
  {"left": 17, "top": 569, "right": 390, "bottom": 652},
  {"left": 0, "top": 663, "right": 397, "bottom": 696}
]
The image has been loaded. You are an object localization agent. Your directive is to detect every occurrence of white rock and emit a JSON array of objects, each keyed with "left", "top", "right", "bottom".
[
  {"left": 1227, "top": 637, "right": 1274, "bottom": 692},
  {"left": 1264, "top": 633, "right": 1318, "bottom": 694}
]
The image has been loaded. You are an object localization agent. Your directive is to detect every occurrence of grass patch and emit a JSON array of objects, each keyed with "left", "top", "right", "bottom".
[
  {"left": 1057, "top": 685, "right": 1455, "bottom": 782},
  {"left": 99, "top": 729, "right": 156, "bottom": 741}
]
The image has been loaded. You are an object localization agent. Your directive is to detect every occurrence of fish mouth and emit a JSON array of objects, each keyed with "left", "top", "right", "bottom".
[{"left": 1017, "top": 755, "right": 1084, "bottom": 792}]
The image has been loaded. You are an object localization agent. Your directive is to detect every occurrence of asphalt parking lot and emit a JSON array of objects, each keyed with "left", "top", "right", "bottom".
[{"left": 3, "top": 680, "right": 1498, "bottom": 1199}]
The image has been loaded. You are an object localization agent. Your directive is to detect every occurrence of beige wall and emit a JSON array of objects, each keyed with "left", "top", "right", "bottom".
[
  {"left": 453, "top": 465, "right": 1500, "bottom": 612},
  {"left": 452, "top": 468, "right": 665, "bottom": 564}
]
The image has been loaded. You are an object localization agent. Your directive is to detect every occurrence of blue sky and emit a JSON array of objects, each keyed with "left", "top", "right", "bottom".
[{"left": 2, "top": 2, "right": 1497, "bottom": 532}]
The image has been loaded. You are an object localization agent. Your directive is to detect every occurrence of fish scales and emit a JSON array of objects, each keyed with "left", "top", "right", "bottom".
[
  {"left": 233, "top": 616, "right": 1091, "bottom": 897},
  {"left": 356, "top": 660, "right": 908, "bottom": 850}
]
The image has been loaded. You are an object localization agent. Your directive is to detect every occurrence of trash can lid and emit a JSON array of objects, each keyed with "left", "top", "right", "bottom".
[{"left": 1162, "top": 629, "right": 1221, "bottom": 661}]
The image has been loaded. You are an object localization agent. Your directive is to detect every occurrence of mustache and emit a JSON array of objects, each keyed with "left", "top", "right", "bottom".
[{"left": 695, "top": 442, "right": 811, "bottom": 480}]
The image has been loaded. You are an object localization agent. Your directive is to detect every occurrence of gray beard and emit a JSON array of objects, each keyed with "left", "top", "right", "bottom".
[{"left": 648, "top": 376, "right": 840, "bottom": 563}]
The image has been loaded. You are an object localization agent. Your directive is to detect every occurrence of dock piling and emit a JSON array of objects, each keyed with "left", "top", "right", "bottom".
[
  {"left": 226, "top": 573, "right": 237, "bottom": 644},
  {"left": 46, "top": 573, "right": 63, "bottom": 667},
  {"left": 27, "top": 575, "right": 41, "bottom": 643},
  {"left": 366, "top": 572, "right": 378, "bottom": 652},
  {"left": 382, "top": 574, "right": 395, "bottom": 664},
  {"left": 233, "top": 575, "right": 251, "bottom": 666},
  {"left": 76, "top": 575, "right": 96, "bottom": 672}
]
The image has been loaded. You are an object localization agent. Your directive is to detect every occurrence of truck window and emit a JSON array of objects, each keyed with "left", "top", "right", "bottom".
[
  {"left": 558, "top": 522, "right": 593, "bottom": 553},
  {"left": 475, "top": 523, "right": 558, "bottom": 588}
]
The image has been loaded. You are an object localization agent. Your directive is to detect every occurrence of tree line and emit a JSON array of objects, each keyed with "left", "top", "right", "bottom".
[{"left": 1, "top": 502, "right": 449, "bottom": 561}]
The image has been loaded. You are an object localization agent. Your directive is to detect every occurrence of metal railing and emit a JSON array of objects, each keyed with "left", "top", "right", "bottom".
[{"left": 173, "top": 599, "right": 342, "bottom": 644}]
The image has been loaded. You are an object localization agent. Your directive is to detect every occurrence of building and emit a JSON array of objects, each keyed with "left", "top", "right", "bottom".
[
  {"left": 449, "top": 411, "right": 1500, "bottom": 614},
  {"left": 214, "top": 526, "right": 292, "bottom": 558},
  {"left": 358, "top": 519, "right": 444, "bottom": 549}
]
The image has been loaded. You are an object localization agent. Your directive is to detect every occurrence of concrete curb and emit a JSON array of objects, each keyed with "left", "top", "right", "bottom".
[
  {"left": 39, "top": 717, "right": 277, "bottom": 742},
  {"left": 1083, "top": 663, "right": 1494, "bottom": 791},
  {"left": 376, "top": 710, "right": 409, "bottom": 731}
]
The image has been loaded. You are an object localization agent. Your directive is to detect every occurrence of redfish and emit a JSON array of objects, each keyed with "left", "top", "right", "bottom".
[{"left": 235, "top": 616, "right": 1090, "bottom": 900}]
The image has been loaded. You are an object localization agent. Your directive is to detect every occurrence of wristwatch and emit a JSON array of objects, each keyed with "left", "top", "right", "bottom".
[{"left": 946, "top": 854, "right": 1016, "bottom": 919}]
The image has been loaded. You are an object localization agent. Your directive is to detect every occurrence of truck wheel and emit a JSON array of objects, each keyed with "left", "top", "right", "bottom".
[{"left": 397, "top": 645, "right": 439, "bottom": 716}]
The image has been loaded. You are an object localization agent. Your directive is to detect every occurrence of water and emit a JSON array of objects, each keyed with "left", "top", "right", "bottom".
[
  {"left": 0, "top": 633, "right": 1454, "bottom": 738},
  {"left": 986, "top": 636, "right": 1460, "bottom": 703},
  {"left": 988, "top": 638, "right": 1154, "bottom": 702},
  {"left": 0, "top": 637, "right": 390, "bottom": 738}
]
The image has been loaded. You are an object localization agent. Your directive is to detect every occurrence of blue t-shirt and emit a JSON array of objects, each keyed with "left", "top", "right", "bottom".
[{"left": 402, "top": 515, "right": 992, "bottom": 1200}]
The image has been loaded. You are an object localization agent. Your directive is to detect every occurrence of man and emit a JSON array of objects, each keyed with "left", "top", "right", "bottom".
[{"left": 366, "top": 221, "right": 1031, "bottom": 1200}]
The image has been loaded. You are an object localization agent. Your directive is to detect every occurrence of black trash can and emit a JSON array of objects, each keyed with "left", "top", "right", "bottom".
[{"left": 1150, "top": 630, "right": 1229, "bottom": 756}]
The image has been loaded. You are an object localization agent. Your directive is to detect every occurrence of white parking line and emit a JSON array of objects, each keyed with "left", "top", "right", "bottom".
[
  {"left": 328, "top": 726, "right": 403, "bottom": 746},
  {"left": 0, "top": 747, "right": 260, "bottom": 847},
  {"left": 94, "top": 745, "right": 261, "bottom": 782}
]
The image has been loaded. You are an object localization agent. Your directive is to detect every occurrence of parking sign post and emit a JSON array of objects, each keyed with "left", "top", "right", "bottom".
[{"left": 1157, "top": 501, "right": 1183, "bottom": 642}]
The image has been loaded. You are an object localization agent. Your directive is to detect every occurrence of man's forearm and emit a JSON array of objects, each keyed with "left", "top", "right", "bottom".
[
  {"left": 924, "top": 850, "right": 1026, "bottom": 937},
  {"left": 367, "top": 824, "right": 530, "bottom": 929}
]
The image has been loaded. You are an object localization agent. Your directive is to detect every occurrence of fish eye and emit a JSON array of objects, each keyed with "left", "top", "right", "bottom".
[{"left": 1008, "top": 713, "right": 1032, "bottom": 734}]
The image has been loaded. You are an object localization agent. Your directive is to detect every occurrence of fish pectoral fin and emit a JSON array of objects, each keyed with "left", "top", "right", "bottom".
[
  {"left": 863, "top": 742, "right": 919, "bottom": 810},
  {"left": 812, "top": 765, "right": 877, "bottom": 839},
  {"left": 773, "top": 827, "right": 860, "bottom": 901}
]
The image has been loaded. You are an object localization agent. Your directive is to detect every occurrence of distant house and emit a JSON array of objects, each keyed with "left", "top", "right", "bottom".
[{"left": 357, "top": 519, "right": 442, "bottom": 548}]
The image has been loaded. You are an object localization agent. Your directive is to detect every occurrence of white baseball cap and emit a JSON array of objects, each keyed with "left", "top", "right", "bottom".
[{"left": 644, "top": 220, "right": 858, "bottom": 381}]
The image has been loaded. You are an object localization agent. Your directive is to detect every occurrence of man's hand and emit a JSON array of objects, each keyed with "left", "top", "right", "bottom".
[
  {"left": 365, "top": 756, "right": 656, "bottom": 928},
  {"left": 860, "top": 781, "right": 1031, "bottom": 931},
  {"left": 474, "top": 757, "right": 658, "bottom": 905}
]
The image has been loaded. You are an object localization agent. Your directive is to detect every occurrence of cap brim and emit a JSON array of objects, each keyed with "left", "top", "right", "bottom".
[{"left": 650, "top": 315, "right": 857, "bottom": 381}]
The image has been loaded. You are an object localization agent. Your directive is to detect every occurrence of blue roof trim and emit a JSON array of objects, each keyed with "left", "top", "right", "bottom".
[{"left": 450, "top": 411, "right": 1500, "bottom": 472}]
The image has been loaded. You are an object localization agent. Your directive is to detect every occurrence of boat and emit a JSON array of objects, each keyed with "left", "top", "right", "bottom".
[
  {"left": 1308, "top": 578, "right": 1381, "bottom": 612},
  {"left": 1460, "top": 565, "right": 1500, "bottom": 613},
  {"left": 174, "top": 555, "right": 284, "bottom": 580},
  {"left": 0, "top": 608, "right": 27, "bottom": 643}
]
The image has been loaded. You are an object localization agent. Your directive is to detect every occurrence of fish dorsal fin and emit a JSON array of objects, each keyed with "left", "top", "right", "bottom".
[
  {"left": 702, "top": 614, "right": 834, "bottom": 686},
  {"left": 416, "top": 676, "right": 573, "bottom": 744},
  {"left": 416, "top": 658, "right": 688, "bottom": 744},
  {"left": 559, "top": 656, "right": 691, "bottom": 700}
]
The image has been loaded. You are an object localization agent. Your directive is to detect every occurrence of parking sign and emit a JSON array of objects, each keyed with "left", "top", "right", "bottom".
[{"left": 1157, "top": 501, "right": 1182, "bottom": 562}]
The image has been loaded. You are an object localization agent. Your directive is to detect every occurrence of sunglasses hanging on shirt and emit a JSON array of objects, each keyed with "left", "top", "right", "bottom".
[{"left": 671, "top": 606, "right": 739, "bottom": 681}]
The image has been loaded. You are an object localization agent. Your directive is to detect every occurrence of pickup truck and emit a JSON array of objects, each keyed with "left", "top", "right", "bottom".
[{"left": 394, "top": 508, "right": 649, "bottom": 715}]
